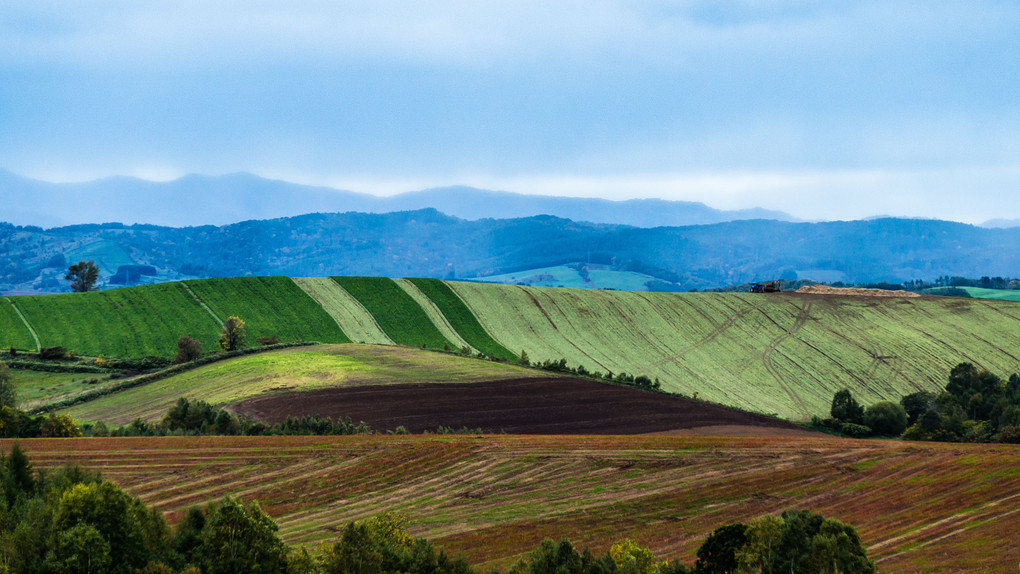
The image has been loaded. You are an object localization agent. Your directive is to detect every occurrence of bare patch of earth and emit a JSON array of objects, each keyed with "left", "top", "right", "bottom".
[{"left": 230, "top": 377, "right": 813, "bottom": 436}]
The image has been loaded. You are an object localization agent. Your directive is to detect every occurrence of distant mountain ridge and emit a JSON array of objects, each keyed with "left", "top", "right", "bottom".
[
  {"left": 0, "top": 170, "right": 793, "bottom": 228},
  {"left": 3, "top": 209, "right": 1020, "bottom": 293}
]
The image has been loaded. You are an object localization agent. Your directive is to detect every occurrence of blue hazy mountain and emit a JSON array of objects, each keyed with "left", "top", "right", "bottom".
[{"left": 0, "top": 170, "right": 792, "bottom": 228}]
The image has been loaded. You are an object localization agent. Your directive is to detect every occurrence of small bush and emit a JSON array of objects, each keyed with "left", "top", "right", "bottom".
[
  {"left": 175, "top": 336, "right": 203, "bottom": 364},
  {"left": 256, "top": 335, "right": 279, "bottom": 346},
  {"left": 839, "top": 422, "right": 873, "bottom": 437},
  {"left": 39, "top": 346, "right": 68, "bottom": 360}
]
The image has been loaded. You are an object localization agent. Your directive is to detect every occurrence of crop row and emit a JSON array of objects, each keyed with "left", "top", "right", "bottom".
[
  {"left": 332, "top": 277, "right": 454, "bottom": 351},
  {"left": 0, "top": 297, "right": 36, "bottom": 351},
  {"left": 5, "top": 434, "right": 1018, "bottom": 572},
  {"left": 406, "top": 278, "right": 517, "bottom": 361}
]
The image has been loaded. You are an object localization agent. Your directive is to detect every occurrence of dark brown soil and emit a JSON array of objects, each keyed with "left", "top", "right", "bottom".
[{"left": 231, "top": 377, "right": 814, "bottom": 435}]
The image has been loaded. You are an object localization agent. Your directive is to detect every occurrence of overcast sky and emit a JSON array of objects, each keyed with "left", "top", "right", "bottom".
[{"left": 2, "top": 1, "right": 1018, "bottom": 222}]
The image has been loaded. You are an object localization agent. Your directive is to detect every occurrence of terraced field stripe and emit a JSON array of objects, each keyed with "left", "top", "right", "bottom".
[
  {"left": 187, "top": 277, "right": 350, "bottom": 345},
  {"left": 11, "top": 282, "right": 225, "bottom": 358},
  {"left": 407, "top": 278, "right": 518, "bottom": 361},
  {"left": 180, "top": 281, "right": 224, "bottom": 325},
  {"left": 394, "top": 279, "right": 474, "bottom": 353},
  {"left": 4, "top": 297, "right": 40, "bottom": 351},
  {"left": 331, "top": 276, "right": 455, "bottom": 350},
  {"left": 292, "top": 277, "right": 392, "bottom": 345}
]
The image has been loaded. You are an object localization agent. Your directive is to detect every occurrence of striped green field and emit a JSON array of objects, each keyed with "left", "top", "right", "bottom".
[
  {"left": 1, "top": 297, "right": 37, "bottom": 351},
  {"left": 395, "top": 279, "right": 474, "bottom": 352},
  {"left": 406, "top": 278, "right": 517, "bottom": 361},
  {"left": 10, "top": 276, "right": 1020, "bottom": 421},
  {"left": 63, "top": 344, "right": 544, "bottom": 425},
  {"left": 186, "top": 277, "right": 349, "bottom": 345},
  {"left": 449, "top": 282, "right": 1020, "bottom": 420},
  {"left": 292, "top": 277, "right": 392, "bottom": 344},
  {"left": 332, "top": 277, "right": 454, "bottom": 351},
  {"left": 10, "top": 282, "right": 220, "bottom": 357}
]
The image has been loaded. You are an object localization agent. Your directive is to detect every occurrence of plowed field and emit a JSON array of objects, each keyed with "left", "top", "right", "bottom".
[
  {"left": 6, "top": 435, "right": 1019, "bottom": 573},
  {"left": 231, "top": 377, "right": 810, "bottom": 435}
]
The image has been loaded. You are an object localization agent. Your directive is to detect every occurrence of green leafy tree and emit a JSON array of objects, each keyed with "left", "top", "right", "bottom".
[
  {"left": 864, "top": 401, "right": 908, "bottom": 436},
  {"left": 53, "top": 482, "right": 149, "bottom": 573},
  {"left": 201, "top": 496, "right": 288, "bottom": 574},
  {"left": 694, "top": 523, "right": 747, "bottom": 574},
  {"left": 735, "top": 514, "right": 783, "bottom": 573},
  {"left": 218, "top": 316, "right": 247, "bottom": 352},
  {"left": 45, "top": 523, "right": 112, "bottom": 574},
  {"left": 65, "top": 260, "right": 100, "bottom": 293},
  {"left": 900, "top": 391, "right": 933, "bottom": 426},
  {"left": 40, "top": 413, "right": 82, "bottom": 438},
  {"left": 0, "top": 362, "right": 14, "bottom": 409},
  {"left": 830, "top": 389, "right": 864, "bottom": 424}
]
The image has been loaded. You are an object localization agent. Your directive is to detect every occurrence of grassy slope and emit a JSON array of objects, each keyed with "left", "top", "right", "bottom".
[
  {"left": 8, "top": 283, "right": 220, "bottom": 358},
  {"left": 450, "top": 282, "right": 1020, "bottom": 420},
  {"left": 407, "top": 278, "right": 517, "bottom": 361},
  {"left": 292, "top": 277, "right": 392, "bottom": 344},
  {"left": 0, "top": 297, "right": 36, "bottom": 351},
  {"left": 62, "top": 344, "right": 544, "bottom": 424},
  {"left": 12, "top": 369, "right": 106, "bottom": 410},
  {"left": 959, "top": 287, "right": 1020, "bottom": 301},
  {"left": 332, "top": 277, "right": 453, "bottom": 350},
  {"left": 9, "top": 435, "right": 1019, "bottom": 573},
  {"left": 186, "top": 277, "right": 350, "bottom": 345}
]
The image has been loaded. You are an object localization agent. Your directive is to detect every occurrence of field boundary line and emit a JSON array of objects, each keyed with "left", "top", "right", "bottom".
[
  {"left": 180, "top": 282, "right": 224, "bottom": 326},
  {"left": 7, "top": 298, "right": 41, "bottom": 352},
  {"left": 395, "top": 279, "right": 475, "bottom": 353},
  {"left": 443, "top": 281, "right": 519, "bottom": 359},
  {"left": 317, "top": 278, "right": 393, "bottom": 344}
]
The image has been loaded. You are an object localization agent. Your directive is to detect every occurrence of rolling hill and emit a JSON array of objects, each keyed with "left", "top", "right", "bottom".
[
  {"left": 8, "top": 434, "right": 1019, "bottom": 573},
  {"left": 8, "top": 276, "right": 1020, "bottom": 420}
]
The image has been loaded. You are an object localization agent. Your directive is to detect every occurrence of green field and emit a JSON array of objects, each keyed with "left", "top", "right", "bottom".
[
  {"left": 0, "top": 298, "right": 37, "bottom": 351},
  {"left": 292, "top": 277, "right": 392, "bottom": 344},
  {"left": 10, "top": 282, "right": 220, "bottom": 357},
  {"left": 62, "top": 344, "right": 544, "bottom": 424},
  {"left": 332, "top": 277, "right": 454, "bottom": 350},
  {"left": 187, "top": 277, "right": 349, "bottom": 345},
  {"left": 450, "top": 282, "right": 1020, "bottom": 419},
  {"left": 958, "top": 287, "right": 1020, "bottom": 301},
  {"left": 10, "top": 276, "right": 1020, "bottom": 421},
  {"left": 406, "top": 278, "right": 517, "bottom": 361},
  {"left": 12, "top": 369, "right": 108, "bottom": 410}
]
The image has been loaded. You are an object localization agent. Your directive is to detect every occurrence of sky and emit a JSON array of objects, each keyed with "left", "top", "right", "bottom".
[{"left": 2, "top": 1, "right": 1019, "bottom": 223}]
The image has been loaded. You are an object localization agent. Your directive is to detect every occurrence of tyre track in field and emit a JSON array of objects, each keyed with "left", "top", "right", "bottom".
[
  {"left": 516, "top": 286, "right": 609, "bottom": 372},
  {"left": 641, "top": 294, "right": 757, "bottom": 371},
  {"left": 759, "top": 301, "right": 814, "bottom": 416}
]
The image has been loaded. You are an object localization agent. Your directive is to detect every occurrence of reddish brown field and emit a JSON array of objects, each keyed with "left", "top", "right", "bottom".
[
  {"left": 5, "top": 435, "right": 1019, "bottom": 573},
  {"left": 231, "top": 377, "right": 812, "bottom": 435}
]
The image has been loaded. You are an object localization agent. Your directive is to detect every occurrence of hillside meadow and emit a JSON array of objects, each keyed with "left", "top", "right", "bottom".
[
  {"left": 5, "top": 434, "right": 1018, "bottom": 573},
  {"left": 6, "top": 276, "right": 1020, "bottom": 420}
]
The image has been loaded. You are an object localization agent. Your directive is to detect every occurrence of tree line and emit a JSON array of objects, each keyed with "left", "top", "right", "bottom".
[
  {"left": 1, "top": 446, "right": 873, "bottom": 573},
  {"left": 816, "top": 362, "right": 1020, "bottom": 443}
]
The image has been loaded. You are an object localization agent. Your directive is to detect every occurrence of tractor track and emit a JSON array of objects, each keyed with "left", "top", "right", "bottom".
[{"left": 760, "top": 301, "right": 815, "bottom": 417}]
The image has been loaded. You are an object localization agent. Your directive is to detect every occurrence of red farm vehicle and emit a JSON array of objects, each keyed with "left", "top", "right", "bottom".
[{"left": 749, "top": 281, "right": 781, "bottom": 293}]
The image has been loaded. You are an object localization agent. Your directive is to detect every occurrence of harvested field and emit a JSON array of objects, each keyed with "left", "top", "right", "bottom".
[
  {"left": 6, "top": 435, "right": 1019, "bottom": 573},
  {"left": 796, "top": 284, "right": 921, "bottom": 297},
  {"left": 230, "top": 377, "right": 811, "bottom": 435}
]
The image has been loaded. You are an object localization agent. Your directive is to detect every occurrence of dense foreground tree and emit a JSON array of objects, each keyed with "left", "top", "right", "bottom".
[{"left": 65, "top": 260, "right": 99, "bottom": 292}]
